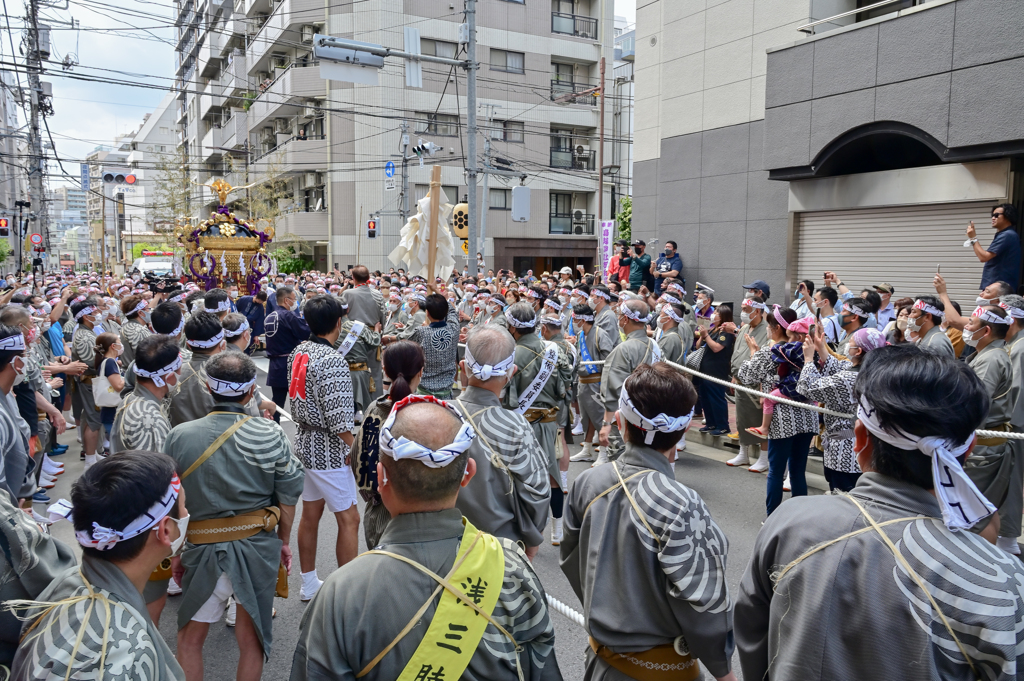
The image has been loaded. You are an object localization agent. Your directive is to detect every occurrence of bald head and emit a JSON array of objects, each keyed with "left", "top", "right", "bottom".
[
  {"left": 622, "top": 299, "right": 650, "bottom": 329},
  {"left": 466, "top": 325, "right": 515, "bottom": 367},
  {"left": 383, "top": 402, "right": 470, "bottom": 502}
]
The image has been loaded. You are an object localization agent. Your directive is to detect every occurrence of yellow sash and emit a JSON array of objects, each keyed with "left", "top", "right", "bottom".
[{"left": 360, "top": 519, "right": 508, "bottom": 681}]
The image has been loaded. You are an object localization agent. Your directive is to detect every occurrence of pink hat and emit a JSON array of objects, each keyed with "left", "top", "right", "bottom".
[{"left": 787, "top": 316, "right": 815, "bottom": 334}]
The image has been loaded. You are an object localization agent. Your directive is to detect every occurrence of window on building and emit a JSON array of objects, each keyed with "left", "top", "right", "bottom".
[
  {"left": 420, "top": 38, "right": 457, "bottom": 59},
  {"left": 552, "top": 62, "right": 575, "bottom": 83},
  {"left": 490, "top": 49, "right": 525, "bottom": 74},
  {"left": 489, "top": 188, "right": 510, "bottom": 210},
  {"left": 159, "top": 127, "right": 169, "bottom": 135},
  {"left": 414, "top": 112, "right": 459, "bottom": 136},
  {"left": 501, "top": 120, "right": 524, "bottom": 143},
  {"left": 415, "top": 184, "right": 460, "bottom": 204}
]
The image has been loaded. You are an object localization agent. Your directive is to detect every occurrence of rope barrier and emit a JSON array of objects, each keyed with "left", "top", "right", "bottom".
[
  {"left": 469, "top": 344, "right": 1024, "bottom": 440},
  {"left": 546, "top": 595, "right": 586, "bottom": 628},
  {"left": 257, "top": 390, "right": 293, "bottom": 423}
]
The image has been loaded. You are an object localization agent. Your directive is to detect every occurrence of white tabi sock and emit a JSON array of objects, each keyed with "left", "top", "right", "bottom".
[
  {"left": 560, "top": 471, "right": 568, "bottom": 490},
  {"left": 997, "top": 536, "right": 1021, "bottom": 555},
  {"left": 301, "top": 570, "right": 321, "bottom": 591}
]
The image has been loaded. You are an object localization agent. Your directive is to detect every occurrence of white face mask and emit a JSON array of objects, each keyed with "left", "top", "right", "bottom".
[
  {"left": 229, "top": 290, "right": 239, "bottom": 299},
  {"left": 169, "top": 514, "right": 190, "bottom": 557},
  {"left": 962, "top": 327, "right": 984, "bottom": 347},
  {"left": 740, "top": 312, "right": 751, "bottom": 325},
  {"left": 588, "top": 297, "right": 599, "bottom": 308},
  {"left": 11, "top": 357, "right": 25, "bottom": 385},
  {"left": 905, "top": 317, "right": 921, "bottom": 333},
  {"left": 976, "top": 296, "right": 994, "bottom": 306},
  {"left": 389, "top": 302, "right": 399, "bottom": 311}
]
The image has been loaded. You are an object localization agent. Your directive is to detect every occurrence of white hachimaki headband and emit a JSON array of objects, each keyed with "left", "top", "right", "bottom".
[
  {"left": 205, "top": 299, "right": 232, "bottom": 313},
  {"left": 134, "top": 354, "right": 183, "bottom": 387},
  {"left": 573, "top": 311, "right": 594, "bottom": 322},
  {"left": 380, "top": 395, "right": 477, "bottom": 468},
  {"left": 165, "top": 317, "right": 186, "bottom": 338},
  {"left": 856, "top": 395, "right": 992, "bottom": 531},
  {"left": 540, "top": 315, "right": 562, "bottom": 327},
  {"left": 187, "top": 330, "right": 225, "bottom": 348},
  {"left": 1000, "top": 301, "right": 1024, "bottom": 320},
  {"left": 167, "top": 291, "right": 186, "bottom": 303},
  {"left": 410, "top": 293, "right": 427, "bottom": 305},
  {"left": 224, "top": 319, "right": 250, "bottom": 338},
  {"left": 526, "top": 288, "right": 542, "bottom": 300},
  {"left": 972, "top": 306, "right": 1011, "bottom": 325},
  {"left": 505, "top": 309, "right": 537, "bottom": 328},
  {"left": 621, "top": 305, "right": 654, "bottom": 324},
  {"left": 129, "top": 299, "right": 149, "bottom": 316},
  {"left": 207, "top": 374, "right": 257, "bottom": 396},
  {"left": 464, "top": 345, "right": 515, "bottom": 381},
  {"left": 48, "top": 475, "right": 181, "bottom": 550},
  {"left": 662, "top": 305, "right": 685, "bottom": 325},
  {"left": 743, "top": 298, "right": 768, "bottom": 312},
  {"left": 0, "top": 334, "right": 26, "bottom": 352},
  {"left": 592, "top": 289, "right": 611, "bottom": 302},
  {"left": 618, "top": 382, "right": 693, "bottom": 445},
  {"left": 660, "top": 293, "right": 682, "bottom": 306},
  {"left": 74, "top": 305, "right": 96, "bottom": 321},
  {"left": 543, "top": 298, "right": 562, "bottom": 312},
  {"left": 912, "top": 299, "right": 944, "bottom": 319},
  {"left": 843, "top": 302, "right": 869, "bottom": 319}
]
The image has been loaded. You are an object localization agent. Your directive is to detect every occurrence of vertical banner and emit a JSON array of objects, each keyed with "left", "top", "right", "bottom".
[
  {"left": 80, "top": 163, "right": 89, "bottom": 192},
  {"left": 599, "top": 220, "right": 616, "bottom": 275}
]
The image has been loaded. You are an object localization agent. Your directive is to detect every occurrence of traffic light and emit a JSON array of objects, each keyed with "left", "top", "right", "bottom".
[
  {"left": 102, "top": 168, "right": 136, "bottom": 185},
  {"left": 367, "top": 218, "right": 377, "bottom": 239},
  {"left": 411, "top": 140, "right": 439, "bottom": 157},
  {"left": 0, "top": 218, "right": 7, "bottom": 237}
]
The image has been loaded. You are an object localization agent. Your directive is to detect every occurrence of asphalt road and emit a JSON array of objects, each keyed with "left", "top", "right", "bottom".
[{"left": 41, "top": 366, "right": 822, "bottom": 681}]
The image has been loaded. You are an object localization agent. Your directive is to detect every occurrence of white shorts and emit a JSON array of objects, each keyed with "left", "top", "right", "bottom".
[
  {"left": 192, "top": 573, "right": 233, "bottom": 623},
  {"left": 301, "top": 467, "right": 358, "bottom": 513}
]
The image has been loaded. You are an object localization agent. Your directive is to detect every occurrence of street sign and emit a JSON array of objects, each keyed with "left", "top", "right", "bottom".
[
  {"left": 385, "top": 176, "right": 396, "bottom": 191},
  {"left": 29, "top": 233, "right": 42, "bottom": 245},
  {"left": 385, "top": 161, "right": 395, "bottom": 178},
  {"left": 461, "top": 239, "right": 469, "bottom": 256}
]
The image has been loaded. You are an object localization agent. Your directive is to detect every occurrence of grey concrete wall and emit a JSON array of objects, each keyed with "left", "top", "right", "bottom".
[
  {"left": 633, "top": 120, "right": 790, "bottom": 304},
  {"left": 764, "top": 0, "right": 1024, "bottom": 170}
]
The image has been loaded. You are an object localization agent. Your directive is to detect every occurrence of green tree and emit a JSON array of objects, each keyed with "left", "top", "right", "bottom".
[
  {"left": 151, "top": 146, "right": 192, "bottom": 233},
  {"left": 270, "top": 245, "right": 313, "bottom": 274},
  {"left": 129, "top": 241, "right": 175, "bottom": 260},
  {"left": 616, "top": 195, "right": 632, "bottom": 242}
]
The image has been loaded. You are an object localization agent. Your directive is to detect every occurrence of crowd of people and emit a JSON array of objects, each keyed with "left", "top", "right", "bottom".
[{"left": 0, "top": 204, "right": 1023, "bottom": 681}]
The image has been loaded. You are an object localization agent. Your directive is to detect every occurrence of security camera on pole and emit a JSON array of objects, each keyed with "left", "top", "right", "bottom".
[{"left": 311, "top": 0, "right": 486, "bottom": 275}]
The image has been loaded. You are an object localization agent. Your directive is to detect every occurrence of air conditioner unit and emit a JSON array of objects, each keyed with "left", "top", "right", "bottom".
[
  {"left": 572, "top": 209, "right": 585, "bottom": 222},
  {"left": 274, "top": 118, "right": 290, "bottom": 133},
  {"left": 315, "top": 171, "right": 325, "bottom": 185},
  {"left": 297, "top": 174, "right": 307, "bottom": 189},
  {"left": 304, "top": 172, "right": 317, "bottom": 187},
  {"left": 301, "top": 25, "right": 315, "bottom": 43},
  {"left": 257, "top": 71, "right": 271, "bottom": 83},
  {"left": 302, "top": 101, "right": 318, "bottom": 118},
  {"left": 574, "top": 145, "right": 589, "bottom": 155},
  {"left": 261, "top": 126, "right": 274, "bottom": 140},
  {"left": 254, "top": 12, "right": 268, "bottom": 23},
  {"left": 270, "top": 53, "right": 288, "bottom": 69}
]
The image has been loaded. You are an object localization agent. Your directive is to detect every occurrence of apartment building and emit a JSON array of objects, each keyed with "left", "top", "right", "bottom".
[
  {"left": 611, "top": 16, "right": 634, "bottom": 209},
  {"left": 49, "top": 186, "right": 87, "bottom": 213},
  {"left": 175, "top": 0, "right": 615, "bottom": 274},
  {"left": 634, "top": 0, "right": 1024, "bottom": 305},
  {"left": 0, "top": 70, "right": 27, "bottom": 262}
]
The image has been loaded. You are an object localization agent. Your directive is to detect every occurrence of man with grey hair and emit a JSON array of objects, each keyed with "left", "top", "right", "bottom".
[
  {"left": 598, "top": 299, "right": 663, "bottom": 464},
  {"left": 1001, "top": 293, "right": 1024, "bottom": 555},
  {"left": 165, "top": 350, "right": 304, "bottom": 680},
  {"left": 501, "top": 302, "right": 572, "bottom": 543},
  {"left": 452, "top": 325, "right": 551, "bottom": 557}
]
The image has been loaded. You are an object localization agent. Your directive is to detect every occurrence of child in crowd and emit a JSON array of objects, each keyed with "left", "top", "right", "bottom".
[{"left": 746, "top": 314, "right": 814, "bottom": 439}]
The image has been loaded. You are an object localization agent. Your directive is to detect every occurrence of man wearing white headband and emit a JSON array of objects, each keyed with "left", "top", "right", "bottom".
[
  {"left": 451, "top": 326, "right": 551, "bottom": 556},
  {"left": 167, "top": 311, "right": 226, "bottom": 427},
  {"left": 292, "top": 396, "right": 559, "bottom": 681},
  {"left": 392, "top": 291, "right": 427, "bottom": 341},
  {"left": 204, "top": 288, "right": 233, "bottom": 320},
  {"left": 342, "top": 265, "right": 386, "bottom": 403},
  {"left": 960, "top": 304, "right": 1016, "bottom": 548},
  {"left": 118, "top": 293, "right": 152, "bottom": 367},
  {"left": 999, "top": 293, "right": 1024, "bottom": 556},
  {"left": 502, "top": 302, "right": 571, "bottom": 537},
  {"left": 69, "top": 297, "right": 106, "bottom": 467},
  {"left": 11, "top": 451, "right": 187, "bottom": 681},
  {"left": 903, "top": 295, "right": 951, "bottom": 357},
  {"left": 563, "top": 363, "right": 735, "bottom": 681},
  {"left": 570, "top": 303, "right": 616, "bottom": 465},
  {"left": 166, "top": 351, "right": 304, "bottom": 681},
  {"left": 737, "top": 345, "right": 1024, "bottom": 681},
  {"left": 588, "top": 284, "right": 621, "bottom": 350},
  {"left": 598, "top": 299, "right": 663, "bottom": 465},
  {"left": 727, "top": 294, "right": 771, "bottom": 471},
  {"left": 539, "top": 313, "right": 578, "bottom": 544}
]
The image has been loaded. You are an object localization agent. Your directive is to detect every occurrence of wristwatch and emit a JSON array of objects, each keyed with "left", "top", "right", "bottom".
[{"left": 601, "top": 420, "right": 612, "bottom": 427}]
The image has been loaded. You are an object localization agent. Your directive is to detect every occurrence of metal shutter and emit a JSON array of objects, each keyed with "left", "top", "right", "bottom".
[{"left": 795, "top": 201, "right": 1005, "bottom": 309}]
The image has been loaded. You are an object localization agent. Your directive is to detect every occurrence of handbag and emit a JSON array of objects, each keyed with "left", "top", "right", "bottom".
[
  {"left": 93, "top": 358, "right": 123, "bottom": 408},
  {"left": 684, "top": 345, "right": 705, "bottom": 371}
]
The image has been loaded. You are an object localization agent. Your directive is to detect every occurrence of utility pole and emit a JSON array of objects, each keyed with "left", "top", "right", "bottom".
[
  {"left": 597, "top": 56, "right": 606, "bottom": 272},
  {"left": 479, "top": 136, "right": 489, "bottom": 253},
  {"left": 24, "top": 0, "right": 48, "bottom": 275},
  {"left": 400, "top": 121, "right": 410, "bottom": 220},
  {"left": 465, "top": 0, "right": 479, "bottom": 278}
]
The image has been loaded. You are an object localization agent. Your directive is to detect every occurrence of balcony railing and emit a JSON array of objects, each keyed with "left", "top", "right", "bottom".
[
  {"left": 551, "top": 12, "right": 598, "bottom": 40},
  {"left": 797, "top": 0, "right": 918, "bottom": 34},
  {"left": 550, "top": 79, "right": 597, "bottom": 105},
  {"left": 550, "top": 212, "right": 595, "bottom": 235},
  {"left": 550, "top": 148, "right": 596, "bottom": 170}
]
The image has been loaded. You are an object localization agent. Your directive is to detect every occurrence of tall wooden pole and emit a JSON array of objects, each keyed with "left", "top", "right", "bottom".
[{"left": 426, "top": 164, "right": 442, "bottom": 282}]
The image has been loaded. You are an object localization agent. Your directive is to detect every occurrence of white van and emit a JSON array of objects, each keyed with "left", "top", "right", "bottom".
[{"left": 131, "top": 256, "right": 174, "bottom": 276}]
